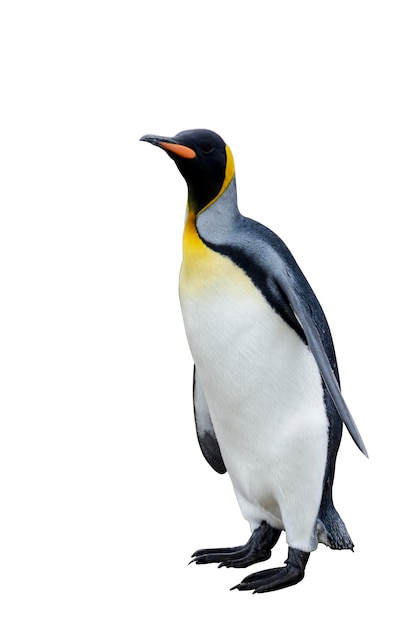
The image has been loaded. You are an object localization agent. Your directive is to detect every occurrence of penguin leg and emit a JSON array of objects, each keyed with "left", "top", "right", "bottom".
[
  {"left": 190, "top": 521, "right": 281, "bottom": 568},
  {"left": 231, "top": 547, "right": 310, "bottom": 593}
]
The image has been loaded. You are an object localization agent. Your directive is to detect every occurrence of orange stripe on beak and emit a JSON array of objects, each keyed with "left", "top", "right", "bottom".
[{"left": 160, "top": 142, "right": 196, "bottom": 159}]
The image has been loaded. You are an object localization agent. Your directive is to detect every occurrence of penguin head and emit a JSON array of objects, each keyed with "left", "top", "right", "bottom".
[{"left": 140, "top": 129, "right": 235, "bottom": 213}]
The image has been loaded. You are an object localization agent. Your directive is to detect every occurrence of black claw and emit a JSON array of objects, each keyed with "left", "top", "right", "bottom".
[{"left": 191, "top": 552, "right": 230, "bottom": 565}]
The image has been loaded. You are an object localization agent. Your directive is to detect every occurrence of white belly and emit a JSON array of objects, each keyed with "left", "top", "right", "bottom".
[{"left": 179, "top": 250, "right": 328, "bottom": 552}]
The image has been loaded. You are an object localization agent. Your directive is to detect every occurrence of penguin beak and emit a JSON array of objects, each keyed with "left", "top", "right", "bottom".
[{"left": 140, "top": 134, "right": 196, "bottom": 159}]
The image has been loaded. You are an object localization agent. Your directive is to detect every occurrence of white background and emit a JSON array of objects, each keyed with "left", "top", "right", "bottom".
[{"left": 1, "top": 1, "right": 417, "bottom": 624}]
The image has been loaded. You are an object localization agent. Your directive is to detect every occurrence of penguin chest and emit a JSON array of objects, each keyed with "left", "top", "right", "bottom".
[{"left": 179, "top": 243, "right": 328, "bottom": 472}]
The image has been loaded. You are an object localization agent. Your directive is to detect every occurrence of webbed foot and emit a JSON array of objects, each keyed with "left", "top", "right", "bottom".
[
  {"left": 231, "top": 547, "right": 310, "bottom": 593},
  {"left": 190, "top": 522, "right": 280, "bottom": 569}
]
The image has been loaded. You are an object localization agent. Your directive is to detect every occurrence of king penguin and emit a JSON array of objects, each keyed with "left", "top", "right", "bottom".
[{"left": 140, "top": 129, "right": 367, "bottom": 593}]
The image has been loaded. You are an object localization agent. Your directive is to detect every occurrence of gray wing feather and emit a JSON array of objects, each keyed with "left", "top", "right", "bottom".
[{"left": 278, "top": 269, "right": 368, "bottom": 457}]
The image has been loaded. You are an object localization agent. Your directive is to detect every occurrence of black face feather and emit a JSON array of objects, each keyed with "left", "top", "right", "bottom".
[{"left": 142, "top": 129, "right": 228, "bottom": 213}]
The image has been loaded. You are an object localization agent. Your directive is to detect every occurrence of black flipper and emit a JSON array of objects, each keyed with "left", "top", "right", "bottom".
[
  {"left": 193, "top": 366, "right": 226, "bottom": 474},
  {"left": 276, "top": 272, "right": 368, "bottom": 457}
]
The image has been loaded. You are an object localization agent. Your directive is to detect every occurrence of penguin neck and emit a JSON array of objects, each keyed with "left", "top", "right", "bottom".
[
  {"left": 195, "top": 176, "right": 241, "bottom": 244},
  {"left": 182, "top": 176, "right": 240, "bottom": 260}
]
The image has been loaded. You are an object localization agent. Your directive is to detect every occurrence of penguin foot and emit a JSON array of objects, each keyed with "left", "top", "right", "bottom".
[
  {"left": 190, "top": 522, "right": 281, "bottom": 568},
  {"left": 231, "top": 548, "right": 310, "bottom": 593}
]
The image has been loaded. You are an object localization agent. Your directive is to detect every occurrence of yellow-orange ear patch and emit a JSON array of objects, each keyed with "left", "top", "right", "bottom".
[{"left": 160, "top": 142, "right": 196, "bottom": 159}]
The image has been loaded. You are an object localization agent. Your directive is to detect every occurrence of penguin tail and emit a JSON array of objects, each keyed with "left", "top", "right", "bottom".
[{"left": 317, "top": 506, "right": 354, "bottom": 551}]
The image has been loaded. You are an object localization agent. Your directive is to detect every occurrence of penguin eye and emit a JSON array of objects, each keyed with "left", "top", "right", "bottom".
[{"left": 201, "top": 145, "right": 215, "bottom": 155}]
